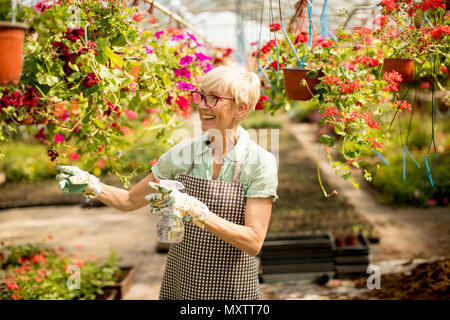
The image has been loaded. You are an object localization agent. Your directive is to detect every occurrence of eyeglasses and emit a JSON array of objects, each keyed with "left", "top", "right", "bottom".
[{"left": 190, "top": 90, "right": 235, "bottom": 109}]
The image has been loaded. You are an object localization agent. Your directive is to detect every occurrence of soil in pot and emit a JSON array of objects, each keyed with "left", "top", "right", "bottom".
[
  {"left": 282, "top": 68, "right": 322, "bottom": 100},
  {"left": 0, "top": 22, "right": 28, "bottom": 85},
  {"left": 382, "top": 58, "right": 414, "bottom": 83}
]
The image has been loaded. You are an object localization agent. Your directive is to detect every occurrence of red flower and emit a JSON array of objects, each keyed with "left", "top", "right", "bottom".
[
  {"left": 368, "top": 137, "right": 383, "bottom": 150},
  {"left": 322, "top": 105, "right": 339, "bottom": 119},
  {"left": 68, "top": 150, "right": 80, "bottom": 161},
  {"left": 269, "top": 60, "right": 283, "bottom": 70},
  {"left": 269, "top": 23, "right": 281, "bottom": 32},
  {"left": 440, "top": 65, "right": 448, "bottom": 73},
  {"left": 82, "top": 73, "right": 99, "bottom": 88},
  {"left": 340, "top": 79, "right": 362, "bottom": 94},
  {"left": 381, "top": 0, "right": 397, "bottom": 12},
  {"left": 175, "top": 96, "right": 191, "bottom": 111},
  {"left": 255, "top": 96, "right": 268, "bottom": 110},
  {"left": 65, "top": 27, "right": 84, "bottom": 43},
  {"left": 295, "top": 32, "right": 308, "bottom": 44},
  {"left": 420, "top": 82, "right": 431, "bottom": 89},
  {"left": 395, "top": 100, "right": 412, "bottom": 111},
  {"left": 383, "top": 71, "right": 402, "bottom": 92},
  {"left": 373, "top": 16, "right": 387, "bottom": 27},
  {"left": 361, "top": 111, "right": 380, "bottom": 129},
  {"left": 431, "top": 26, "right": 450, "bottom": 39},
  {"left": 320, "top": 40, "right": 334, "bottom": 47}
]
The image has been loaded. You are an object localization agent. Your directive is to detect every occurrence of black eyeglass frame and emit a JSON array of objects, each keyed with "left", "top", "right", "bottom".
[{"left": 190, "top": 90, "right": 235, "bottom": 109}]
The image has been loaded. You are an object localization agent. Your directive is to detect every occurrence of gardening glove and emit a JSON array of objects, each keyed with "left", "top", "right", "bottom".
[
  {"left": 56, "top": 165, "right": 102, "bottom": 200},
  {"left": 145, "top": 180, "right": 211, "bottom": 228}
]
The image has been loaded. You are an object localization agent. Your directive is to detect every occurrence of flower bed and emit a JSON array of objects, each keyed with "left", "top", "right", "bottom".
[{"left": 0, "top": 243, "right": 125, "bottom": 300}]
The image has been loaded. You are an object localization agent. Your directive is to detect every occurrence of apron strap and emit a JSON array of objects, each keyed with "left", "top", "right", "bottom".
[
  {"left": 232, "top": 159, "right": 242, "bottom": 183},
  {"left": 186, "top": 160, "right": 195, "bottom": 176}
]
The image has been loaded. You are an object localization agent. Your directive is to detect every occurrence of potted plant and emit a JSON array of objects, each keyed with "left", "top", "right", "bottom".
[
  {"left": 374, "top": 1, "right": 448, "bottom": 83},
  {"left": 0, "top": 0, "right": 32, "bottom": 85}
]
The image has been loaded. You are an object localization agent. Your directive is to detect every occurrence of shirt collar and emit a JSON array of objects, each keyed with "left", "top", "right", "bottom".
[{"left": 195, "top": 125, "right": 249, "bottom": 162}]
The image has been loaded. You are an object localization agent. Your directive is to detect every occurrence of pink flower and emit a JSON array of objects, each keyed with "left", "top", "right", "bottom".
[
  {"left": 428, "top": 198, "right": 436, "bottom": 205},
  {"left": 174, "top": 67, "right": 191, "bottom": 79},
  {"left": 74, "top": 260, "right": 84, "bottom": 267},
  {"left": 132, "top": 12, "right": 145, "bottom": 22},
  {"left": 203, "top": 63, "right": 212, "bottom": 74},
  {"left": 177, "top": 81, "right": 194, "bottom": 91},
  {"left": 35, "top": 277, "right": 42, "bottom": 283},
  {"left": 194, "top": 52, "right": 212, "bottom": 62},
  {"left": 60, "top": 110, "right": 70, "bottom": 121},
  {"left": 98, "top": 144, "right": 105, "bottom": 152},
  {"left": 68, "top": 150, "right": 80, "bottom": 161},
  {"left": 34, "top": 2, "right": 48, "bottom": 13},
  {"left": 179, "top": 55, "right": 193, "bottom": 65},
  {"left": 144, "top": 45, "right": 153, "bottom": 54},
  {"left": 154, "top": 30, "right": 164, "bottom": 39},
  {"left": 186, "top": 32, "right": 204, "bottom": 47},
  {"left": 171, "top": 34, "right": 185, "bottom": 41},
  {"left": 124, "top": 109, "right": 138, "bottom": 119},
  {"left": 120, "top": 126, "right": 131, "bottom": 135},
  {"left": 149, "top": 159, "right": 158, "bottom": 166},
  {"left": 420, "top": 82, "right": 430, "bottom": 89},
  {"left": 54, "top": 134, "right": 64, "bottom": 143},
  {"left": 75, "top": 244, "right": 83, "bottom": 250}
]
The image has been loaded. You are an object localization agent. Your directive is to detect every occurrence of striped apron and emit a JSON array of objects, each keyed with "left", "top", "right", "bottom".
[{"left": 158, "top": 159, "right": 261, "bottom": 300}]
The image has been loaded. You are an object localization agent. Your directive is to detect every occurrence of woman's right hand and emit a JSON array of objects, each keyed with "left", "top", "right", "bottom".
[{"left": 56, "top": 165, "right": 102, "bottom": 199}]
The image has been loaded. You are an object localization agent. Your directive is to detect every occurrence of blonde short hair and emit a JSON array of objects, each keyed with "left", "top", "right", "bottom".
[{"left": 200, "top": 66, "right": 260, "bottom": 112}]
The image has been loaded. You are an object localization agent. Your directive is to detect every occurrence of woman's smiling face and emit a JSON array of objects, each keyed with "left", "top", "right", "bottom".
[{"left": 197, "top": 89, "right": 237, "bottom": 132}]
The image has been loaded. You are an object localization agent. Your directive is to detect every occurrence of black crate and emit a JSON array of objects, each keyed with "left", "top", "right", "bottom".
[
  {"left": 260, "top": 232, "right": 335, "bottom": 282},
  {"left": 333, "top": 234, "right": 371, "bottom": 280}
]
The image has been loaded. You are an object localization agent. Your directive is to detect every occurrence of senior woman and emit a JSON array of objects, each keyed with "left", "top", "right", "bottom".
[{"left": 56, "top": 66, "right": 279, "bottom": 300}]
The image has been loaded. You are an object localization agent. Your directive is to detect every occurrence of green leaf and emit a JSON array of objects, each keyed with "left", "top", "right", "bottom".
[
  {"left": 95, "top": 38, "right": 111, "bottom": 64},
  {"left": 107, "top": 49, "right": 124, "bottom": 68},
  {"left": 319, "top": 135, "right": 335, "bottom": 147},
  {"left": 111, "top": 33, "right": 127, "bottom": 47}
]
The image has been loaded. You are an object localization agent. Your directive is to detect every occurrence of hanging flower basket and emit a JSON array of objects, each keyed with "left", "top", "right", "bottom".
[
  {"left": 282, "top": 67, "right": 321, "bottom": 100},
  {"left": 382, "top": 58, "right": 414, "bottom": 83},
  {"left": 0, "top": 21, "right": 27, "bottom": 85}
]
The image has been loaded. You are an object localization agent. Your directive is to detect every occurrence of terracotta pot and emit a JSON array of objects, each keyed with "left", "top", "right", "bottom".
[
  {"left": 334, "top": 233, "right": 346, "bottom": 248},
  {"left": 382, "top": 58, "right": 414, "bottom": 82},
  {"left": 0, "top": 22, "right": 27, "bottom": 85},
  {"left": 282, "top": 68, "right": 321, "bottom": 100},
  {"left": 345, "top": 232, "right": 359, "bottom": 246}
]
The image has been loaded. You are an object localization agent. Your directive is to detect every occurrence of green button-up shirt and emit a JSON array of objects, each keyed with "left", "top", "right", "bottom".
[{"left": 152, "top": 125, "right": 279, "bottom": 202}]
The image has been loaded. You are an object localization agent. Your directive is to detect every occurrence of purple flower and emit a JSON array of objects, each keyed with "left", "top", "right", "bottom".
[
  {"left": 154, "top": 30, "right": 164, "bottom": 39},
  {"left": 166, "top": 95, "right": 173, "bottom": 105},
  {"left": 171, "top": 34, "right": 185, "bottom": 41},
  {"left": 187, "top": 32, "right": 205, "bottom": 47},
  {"left": 203, "top": 62, "right": 213, "bottom": 74},
  {"left": 179, "top": 55, "right": 193, "bottom": 66},
  {"left": 194, "top": 52, "right": 212, "bottom": 62},
  {"left": 174, "top": 67, "right": 191, "bottom": 79},
  {"left": 144, "top": 45, "right": 154, "bottom": 54},
  {"left": 177, "top": 81, "right": 194, "bottom": 91}
]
